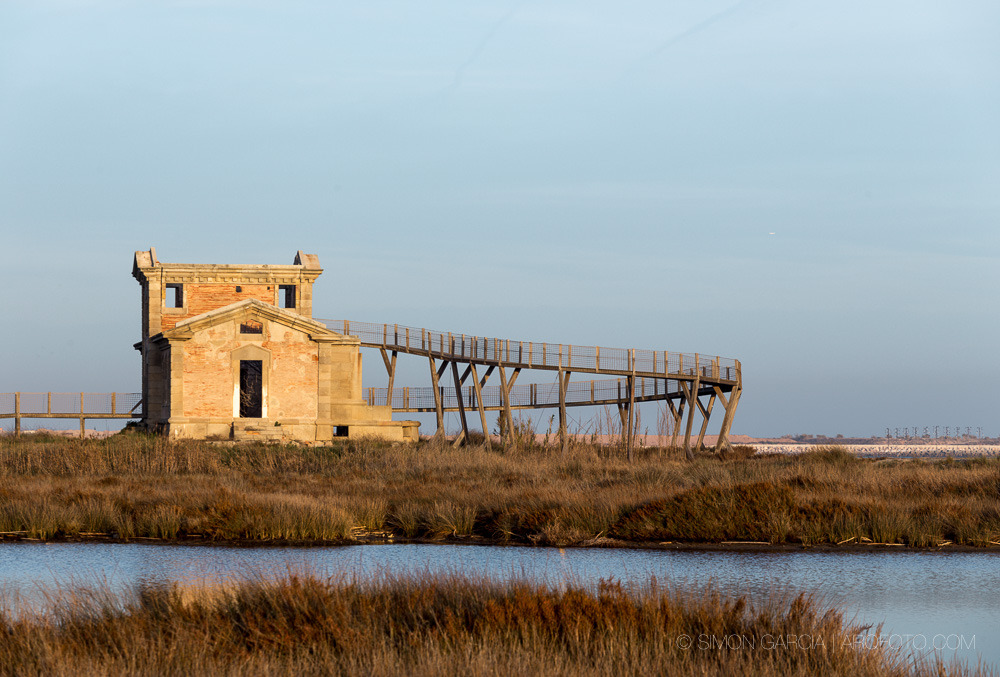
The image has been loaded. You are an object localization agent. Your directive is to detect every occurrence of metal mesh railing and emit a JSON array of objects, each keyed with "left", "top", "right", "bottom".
[
  {"left": 0, "top": 393, "right": 142, "bottom": 417},
  {"left": 319, "top": 320, "right": 740, "bottom": 382},
  {"left": 365, "top": 377, "right": 684, "bottom": 411},
  {"left": 0, "top": 393, "right": 12, "bottom": 416}
]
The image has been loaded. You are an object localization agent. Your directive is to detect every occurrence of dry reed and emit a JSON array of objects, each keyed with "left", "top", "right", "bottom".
[
  {"left": 0, "top": 434, "right": 997, "bottom": 547},
  {"left": 0, "top": 573, "right": 982, "bottom": 676}
]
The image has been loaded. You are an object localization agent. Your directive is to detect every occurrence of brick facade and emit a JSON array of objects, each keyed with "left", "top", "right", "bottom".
[{"left": 132, "top": 248, "right": 417, "bottom": 443}]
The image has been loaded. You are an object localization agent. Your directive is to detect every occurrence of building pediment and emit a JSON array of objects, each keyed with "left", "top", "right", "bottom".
[{"left": 151, "top": 299, "right": 353, "bottom": 344}]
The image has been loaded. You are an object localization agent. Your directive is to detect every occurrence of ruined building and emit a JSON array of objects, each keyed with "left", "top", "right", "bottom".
[{"left": 132, "top": 248, "right": 418, "bottom": 443}]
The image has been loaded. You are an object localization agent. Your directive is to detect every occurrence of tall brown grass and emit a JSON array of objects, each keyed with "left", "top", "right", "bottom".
[
  {"left": 0, "top": 573, "right": 980, "bottom": 676},
  {"left": 0, "top": 433, "right": 998, "bottom": 547}
]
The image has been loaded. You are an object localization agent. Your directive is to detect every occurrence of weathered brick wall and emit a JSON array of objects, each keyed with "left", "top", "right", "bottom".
[
  {"left": 161, "top": 284, "right": 279, "bottom": 332},
  {"left": 181, "top": 323, "right": 234, "bottom": 418},
  {"left": 266, "top": 323, "right": 319, "bottom": 419},
  {"left": 181, "top": 319, "right": 319, "bottom": 420}
]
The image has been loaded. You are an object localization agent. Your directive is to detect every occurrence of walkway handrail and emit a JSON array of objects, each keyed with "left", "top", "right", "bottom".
[
  {"left": 0, "top": 392, "right": 143, "bottom": 438},
  {"left": 0, "top": 392, "right": 142, "bottom": 417},
  {"left": 364, "top": 376, "right": 708, "bottom": 412},
  {"left": 319, "top": 320, "right": 740, "bottom": 383}
]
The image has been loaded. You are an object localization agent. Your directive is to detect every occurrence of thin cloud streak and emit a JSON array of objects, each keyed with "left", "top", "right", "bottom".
[
  {"left": 439, "top": 1, "right": 524, "bottom": 96},
  {"left": 620, "top": 0, "right": 757, "bottom": 77}
]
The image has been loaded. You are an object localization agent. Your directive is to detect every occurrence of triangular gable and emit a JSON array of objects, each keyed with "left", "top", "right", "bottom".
[{"left": 152, "top": 298, "right": 347, "bottom": 342}]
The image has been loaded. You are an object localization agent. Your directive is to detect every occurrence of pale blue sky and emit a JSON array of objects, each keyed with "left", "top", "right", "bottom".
[{"left": 2, "top": 1, "right": 998, "bottom": 436}]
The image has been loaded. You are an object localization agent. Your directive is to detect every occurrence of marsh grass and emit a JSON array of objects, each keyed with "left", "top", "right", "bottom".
[
  {"left": 0, "top": 573, "right": 979, "bottom": 677},
  {"left": 0, "top": 434, "right": 998, "bottom": 547}
]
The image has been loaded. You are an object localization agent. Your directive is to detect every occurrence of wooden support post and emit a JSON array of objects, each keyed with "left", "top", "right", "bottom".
[
  {"left": 694, "top": 392, "right": 717, "bottom": 451},
  {"left": 626, "top": 374, "right": 636, "bottom": 462},
  {"left": 713, "top": 386, "right": 742, "bottom": 454},
  {"left": 667, "top": 397, "right": 681, "bottom": 448},
  {"left": 626, "top": 350, "right": 636, "bottom": 461},
  {"left": 451, "top": 361, "right": 470, "bottom": 447},
  {"left": 479, "top": 365, "right": 495, "bottom": 388},
  {"left": 387, "top": 351, "right": 397, "bottom": 407},
  {"left": 558, "top": 369, "right": 571, "bottom": 456},
  {"left": 428, "top": 356, "right": 445, "bottom": 440},
  {"left": 111, "top": 392, "right": 116, "bottom": 416},
  {"left": 14, "top": 392, "right": 20, "bottom": 438},
  {"left": 498, "top": 365, "right": 515, "bottom": 449},
  {"left": 47, "top": 392, "right": 51, "bottom": 415},
  {"left": 469, "top": 363, "right": 491, "bottom": 450},
  {"left": 80, "top": 393, "right": 85, "bottom": 438},
  {"left": 615, "top": 377, "right": 630, "bottom": 454},
  {"left": 682, "top": 375, "right": 700, "bottom": 460},
  {"left": 380, "top": 348, "right": 398, "bottom": 407},
  {"left": 616, "top": 380, "right": 627, "bottom": 431}
]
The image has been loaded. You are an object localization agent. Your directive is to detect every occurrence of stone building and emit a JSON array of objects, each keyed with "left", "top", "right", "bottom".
[{"left": 132, "top": 248, "right": 418, "bottom": 443}]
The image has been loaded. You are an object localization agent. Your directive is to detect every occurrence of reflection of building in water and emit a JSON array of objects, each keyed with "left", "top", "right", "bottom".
[{"left": 132, "top": 248, "right": 418, "bottom": 443}]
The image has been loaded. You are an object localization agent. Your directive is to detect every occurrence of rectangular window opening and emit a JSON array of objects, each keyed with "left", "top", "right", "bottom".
[
  {"left": 239, "top": 360, "right": 263, "bottom": 418},
  {"left": 165, "top": 284, "right": 183, "bottom": 308},
  {"left": 279, "top": 285, "right": 296, "bottom": 309},
  {"left": 335, "top": 426, "right": 349, "bottom": 438}
]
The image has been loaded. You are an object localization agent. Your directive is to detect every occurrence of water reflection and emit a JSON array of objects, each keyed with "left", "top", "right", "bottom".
[{"left": 0, "top": 543, "right": 996, "bottom": 667}]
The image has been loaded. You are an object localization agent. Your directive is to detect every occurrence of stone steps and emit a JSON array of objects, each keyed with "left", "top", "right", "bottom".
[{"left": 232, "top": 419, "right": 285, "bottom": 442}]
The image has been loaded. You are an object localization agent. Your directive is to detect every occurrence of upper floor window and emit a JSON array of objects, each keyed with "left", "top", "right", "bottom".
[
  {"left": 165, "top": 283, "right": 183, "bottom": 308},
  {"left": 279, "top": 285, "right": 296, "bottom": 309}
]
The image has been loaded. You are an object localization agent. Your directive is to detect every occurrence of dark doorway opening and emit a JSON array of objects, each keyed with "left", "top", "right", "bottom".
[{"left": 239, "top": 360, "right": 263, "bottom": 418}]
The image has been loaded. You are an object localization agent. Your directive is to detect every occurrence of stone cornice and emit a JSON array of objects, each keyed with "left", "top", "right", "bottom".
[
  {"left": 132, "top": 249, "right": 323, "bottom": 284},
  {"left": 133, "top": 265, "right": 322, "bottom": 286}
]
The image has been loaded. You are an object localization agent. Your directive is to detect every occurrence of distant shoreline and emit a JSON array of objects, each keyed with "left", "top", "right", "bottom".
[{"left": 750, "top": 443, "right": 1000, "bottom": 458}]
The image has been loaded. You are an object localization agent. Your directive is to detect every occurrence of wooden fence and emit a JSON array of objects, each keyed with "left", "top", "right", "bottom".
[{"left": 0, "top": 393, "right": 142, "bottom": 437}]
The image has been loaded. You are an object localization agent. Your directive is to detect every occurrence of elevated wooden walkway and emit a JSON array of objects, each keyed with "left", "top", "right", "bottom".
[{"left": 319, "top": 320, "right": 742, "bottom": 456}]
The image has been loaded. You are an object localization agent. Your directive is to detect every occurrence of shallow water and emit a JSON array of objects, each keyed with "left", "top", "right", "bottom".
[{"left": 0, "top": 543, "right": 996, "bottom": 668}]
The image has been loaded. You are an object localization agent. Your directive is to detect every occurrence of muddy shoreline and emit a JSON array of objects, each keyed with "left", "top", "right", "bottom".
[{"left": 4, "top": 531, "right": 999, "bottom": 554}]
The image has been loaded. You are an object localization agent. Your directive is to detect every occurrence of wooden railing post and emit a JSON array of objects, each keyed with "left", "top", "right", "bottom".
[{"left": 14, "top": 392, "right": 20, "bottom": 438}]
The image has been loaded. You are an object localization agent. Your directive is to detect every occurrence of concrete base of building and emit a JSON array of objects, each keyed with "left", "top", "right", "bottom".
[{"left": 149, "top": 417, "right": 420, "bottom": 444}]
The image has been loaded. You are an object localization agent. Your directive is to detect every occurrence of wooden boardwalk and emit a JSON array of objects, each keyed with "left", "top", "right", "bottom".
[
  {"left": 320, "top": 320, "right": 742, "bottom": 456},
  {"left": 2, "top": 324, "right": 743, "bottom": 456}
]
